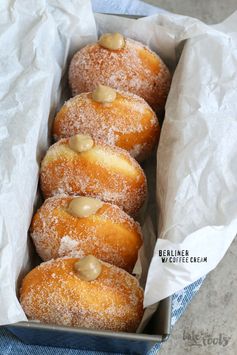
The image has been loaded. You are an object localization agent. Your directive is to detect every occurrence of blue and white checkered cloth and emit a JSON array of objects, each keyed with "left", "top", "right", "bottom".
[{"left": 0, "top": 1, "right": 205, "bottom": 354}]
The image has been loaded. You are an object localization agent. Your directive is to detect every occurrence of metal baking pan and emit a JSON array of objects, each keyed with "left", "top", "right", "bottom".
[
  {"left": 7, "top": 297, "right": 171, "bottom": 354},
  {"left": 6, "top": 12, "right": 172, "bottom": 354}
]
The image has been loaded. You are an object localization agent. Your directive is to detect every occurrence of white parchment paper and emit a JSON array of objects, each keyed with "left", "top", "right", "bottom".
[
  {"left": 144, "top": 13, "right": 237, "bottom": 307},
  {"left": 1, "top": 0, "right": 237, "bottom": 325}
]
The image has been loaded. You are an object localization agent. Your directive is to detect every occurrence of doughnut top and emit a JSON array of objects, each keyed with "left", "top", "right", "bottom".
[
  {"left": 68, "top": 37, "right": 171, "bottom": 112},
  {"left": 40, "top": 138, "right": 147, "bottom": 214},
  {"left": 53, "top": 90, "right": 159, "bottom": 161},
  {"left": 20, "top": 258, "right": 144, "bottom": 331},
  {"left": 30, "top": 195, "right": 143, "bottom": 270},
  {"left": 42, "top": 139, "right": 138, "bottom": 176}
]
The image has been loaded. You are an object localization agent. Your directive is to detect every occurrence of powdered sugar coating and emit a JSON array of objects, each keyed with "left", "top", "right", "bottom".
[
  {"left": 53, "top": 90, "right": 160, "bottom": 161},
  {"left": 20, "top": 258, "right": 144, "bottom": 332},
  {"left": 30, "top": 195, "right": 143, "bottom": 272},
  {"left": 68, "top": 38, "right": 171, "bottom": 113},
  {"left": 58, "top": 236, "right": 81, "bottom": 257},
  {"left": 40, "top": 139, "right": 147, "bottom": 215}
]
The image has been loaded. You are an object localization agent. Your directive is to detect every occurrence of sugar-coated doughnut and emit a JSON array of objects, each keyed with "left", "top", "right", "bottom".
[
  {"left": 53, "top": 87, "right": 160, "bottom": 161},
  {"left": 68, "top": 34, "right": 171, "bottom": 113},
  {"left": 20, "top": 257, "right": 144, "bottom": 332},
  {"left": 30, "top": 195, "right": 143, "bottom": 272},
  {"left": 40, "top": 136, "right": 147, "bottom": 215}
]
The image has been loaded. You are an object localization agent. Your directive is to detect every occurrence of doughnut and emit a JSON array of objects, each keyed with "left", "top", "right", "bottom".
[
  {"left": 53, "top": 85, "right": 160, "bottom": 161},
  {"left": 40, "top": 134, "right": 147, "bottom": 215},
  {"left": 68, "top": 32, "right": 171, "bottom": 113},
  {"left": 30, "top": 195, "right": 143, "bottom": 272},
  {"left": 20, "top": 256, "right": 144, "bottom": 332}
]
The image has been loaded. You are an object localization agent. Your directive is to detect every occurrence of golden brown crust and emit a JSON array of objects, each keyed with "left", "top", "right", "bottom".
[
  {"left": 40, "top": 138, "right": 147, "bottom": 215},
  {"left": 20, "top": 258, "right": 144, "bottom": 332},
  {"left": 30, "top": 195, "right": 143, "bottom": 272},
  {"left": 68, "top": 38, "right": 171, "bottom": 113},
  {"left": 53, "top": 90, "right": 160, "bottom": 161}
]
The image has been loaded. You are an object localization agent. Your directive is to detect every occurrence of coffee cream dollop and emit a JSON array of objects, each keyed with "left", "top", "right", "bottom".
[
  {"left": 67, "top": 196, "right": 103, "bottom": 218},
  {"left": 74, "top": 255, "right": 102, "bottom": 281},
  {"left": 69, "top": 134, "right": 94, "bottom": 153},
  {"left": 92, "top": 84, "right": 117, "bottom": 103},
  {"left": 98, "top": 32, "right": 125, "bottom": 50}
]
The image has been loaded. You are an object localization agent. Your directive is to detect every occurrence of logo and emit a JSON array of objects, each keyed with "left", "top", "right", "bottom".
[{"left": 183, "top": 329, "right": 231, "bottom": 348}]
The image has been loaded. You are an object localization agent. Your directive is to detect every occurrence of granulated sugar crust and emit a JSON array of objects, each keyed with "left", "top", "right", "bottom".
[
  {"left": 40, "top": 139, "right": 147, "bottom": 215},
  {"left": 20, "top": 258, "right": 144, "bottom": 332},
  {"left": 53, "top": 90, "right": 160, "bottom": 161},
  {"left": 31, "top": 195, "right": 143, "bottom": 272},
  {"left": 68, "top": 38, "right": 171, "bottom": 113}
]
